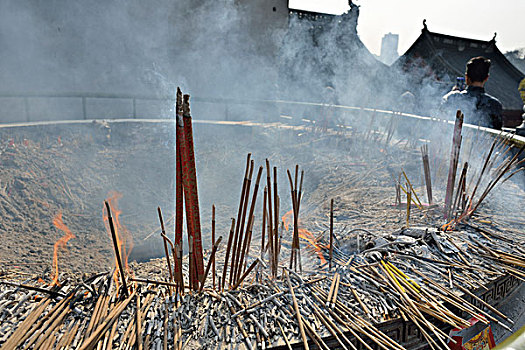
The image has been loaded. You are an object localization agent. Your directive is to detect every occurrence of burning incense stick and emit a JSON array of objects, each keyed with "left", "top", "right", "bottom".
[
  {"left": 181, "top": 93, "right": 205, "bottom": 287},
  {"left": 274, "top": 166, "right": 280, "bottom": 276},
  {"left": 265, "top": 159, "right": 274, "bottom": 272},
  {"left": 232, "top": 258, "right": 260, "bottom": 290},
  {"left": 287, "top": 170, "right": 299, "bottom": 272},
  {"left": 261, "top": 187, "right": 267, "bottom": 261},
  {"left": 174, "top": 89, "right": 184, "bottom": 293},
  {"left": 401, "top": 170, "right": 423, "bottom": 209},
  {"left": 199, "top": 236, "right": 223, "bottom": 292},
  {"left": 104, "top": 201, "right": 129, "bottom": 297},
  {"left": 157, "top": 207, "right": 174, "bottom": 285},
  {"left": 231, "top": 158, "right": 253, "bottom": 285},
  {"left": 221, "top": 218, "right": 235, "bottom": 291},
  {"left": 188, "top": 236, "right": 194, "bottom": 291},
  {"left": 421, "top": 144, "right": 433, "bottom": 204},
  {"left": 470, "top": 144, "right": 525, "bottom": 216},
  {"left": 406, "top": 187, "right": 411, "bottom": 228},
  {"left": 211, "top": 204, "right": 216, "bottom": 290},
  {"left": 235, "top": 166, "right": 263, "bottom": 284},
  {"left": 444, "top": 110, "right": 464, "bottom": 220},
  {"left": 329, "top": 198, "right": 334, "bottom": 270},
  {"left": 242, "top": 215, "right": 256, "bottom": 276},
  {"left": 451, "top": 162, "right": 468, "bottom": 219}
]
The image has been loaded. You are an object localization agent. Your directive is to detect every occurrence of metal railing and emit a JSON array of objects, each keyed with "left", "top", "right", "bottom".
[{"left": 0, "top": 91, "right": 524, "bottom": 147}]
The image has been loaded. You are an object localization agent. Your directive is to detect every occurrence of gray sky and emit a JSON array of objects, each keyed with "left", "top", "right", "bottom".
[{"left": 288, "top": 0, "right": 525, "bottom": 56}]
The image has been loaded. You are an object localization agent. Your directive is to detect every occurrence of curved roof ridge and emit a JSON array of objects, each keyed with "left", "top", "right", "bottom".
[{"left": 425, "top": 29, "right": 495, "bottom": 46}]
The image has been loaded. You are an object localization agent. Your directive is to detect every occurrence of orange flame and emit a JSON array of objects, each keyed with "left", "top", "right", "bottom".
[
  {"left": 441, "top": 208, "right": 471, "bottom": 232},
  {"left": 282, "top": 210, "right": 327, "bottom": 264},
  {"left": 299, "top": 228, "right": 327, "bottom": 264},
  {"left": 51, "top": 212, "right": 75, "bottom": 286},
  {"left": 282, "top": 210, "right": 293, "bottom": 231},
  {"left": 103, "top": 191, "right": 134, "bottom": 287},
  {"left": 441, "top": 220, "right": 455, "bottom": 232}
]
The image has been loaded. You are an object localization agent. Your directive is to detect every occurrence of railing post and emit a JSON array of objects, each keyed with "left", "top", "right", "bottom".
[{"left": 133, "top": 98, "right": 137, "bottom": 119}]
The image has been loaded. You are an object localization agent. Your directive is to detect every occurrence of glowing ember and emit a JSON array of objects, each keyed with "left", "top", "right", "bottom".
[
  {"left": 441, "top": 219, "right": 455, "bottom": 232},
  {"left": 282, "top": 209, "right": 327, "bottom": 264},
  {"left": 441, "top": 207, "right": 471, "bottom": 232},
  {"left": 51, "top": 212, "right": 75, "bottom": 286},
  {"left": 103, "top": 191, "right": 134, "bottom": 287}
]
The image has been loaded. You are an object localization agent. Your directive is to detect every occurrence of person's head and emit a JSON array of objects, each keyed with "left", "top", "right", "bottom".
[{"left": 465, "top": 56, "right": 491, "bottom": 86}]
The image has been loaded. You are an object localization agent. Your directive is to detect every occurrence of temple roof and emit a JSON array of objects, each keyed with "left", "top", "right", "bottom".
[{"left": 395, "top": 22, "right": 524, "bottom": 109}]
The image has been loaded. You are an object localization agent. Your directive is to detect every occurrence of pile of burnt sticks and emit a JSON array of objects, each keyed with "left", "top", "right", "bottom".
[
  {"left": 1, "top": 221, "right": 523, "bottom": 350},
  {"left": 1, "top": 107, "right": 525, "bottom": 349}
]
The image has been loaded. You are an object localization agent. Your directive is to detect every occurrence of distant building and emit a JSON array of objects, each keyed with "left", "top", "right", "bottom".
[
  {"left": 505, "top": 49, "right": 525, "bottom": 76},
  {"left": 279, "top": 1, "right": 390, "bottom": 105},
  {"left": 395, "top": 21, "right": 525, "bottom": 126},
  {"left": 379, "top": 33, "right": 399, "bottom": 66},
  {"left": 234, "top": 0, "right": 289, "bottom": 57}
]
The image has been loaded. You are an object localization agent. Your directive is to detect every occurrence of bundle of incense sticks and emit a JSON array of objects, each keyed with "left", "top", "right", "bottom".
[
  {"left": 266, "top": 159, "right": 281, "bottom": 278},
  {"left": 221, "top": 155, "right": 268, "bottom": 289},
  {"left": 174, "top": 88, "right": 204, "bottom": 291},
  {"left": 288, "top": 165, "right": 304, "bottom": 273}
]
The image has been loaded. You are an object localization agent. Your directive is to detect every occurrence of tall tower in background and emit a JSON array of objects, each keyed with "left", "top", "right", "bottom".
[{"left": 379, "top": 33, "right": 399, "bottom": 66}]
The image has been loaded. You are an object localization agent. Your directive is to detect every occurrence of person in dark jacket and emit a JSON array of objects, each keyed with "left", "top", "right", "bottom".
[{"left": 442, "top": 56, "right": 503, "bottom": 130}]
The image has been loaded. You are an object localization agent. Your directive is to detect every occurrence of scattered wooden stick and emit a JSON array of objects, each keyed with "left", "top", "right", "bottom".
[
  {"left": 1, "top": 297, "right": 52, "bottom": 348},
  {"left": 0, "top": 281, "right": 66, "bottom": 298},
  {"left": 326, "top": 273, "right": 338, "bottom": 307},
  {"left": 135, "top": 294, "right": 142, "bottom": 350},
  {"left": 285, "top": 270, "right": 309, "bottom": 350},
  {"left": 79, "top": 292, "right": 135, "bottom": 350},
  {"left": 277, "top": 321, "right": 293, "bottom": 350},
  {"left": 131, "top": 278, "right": 178, "bottom": 288}
]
